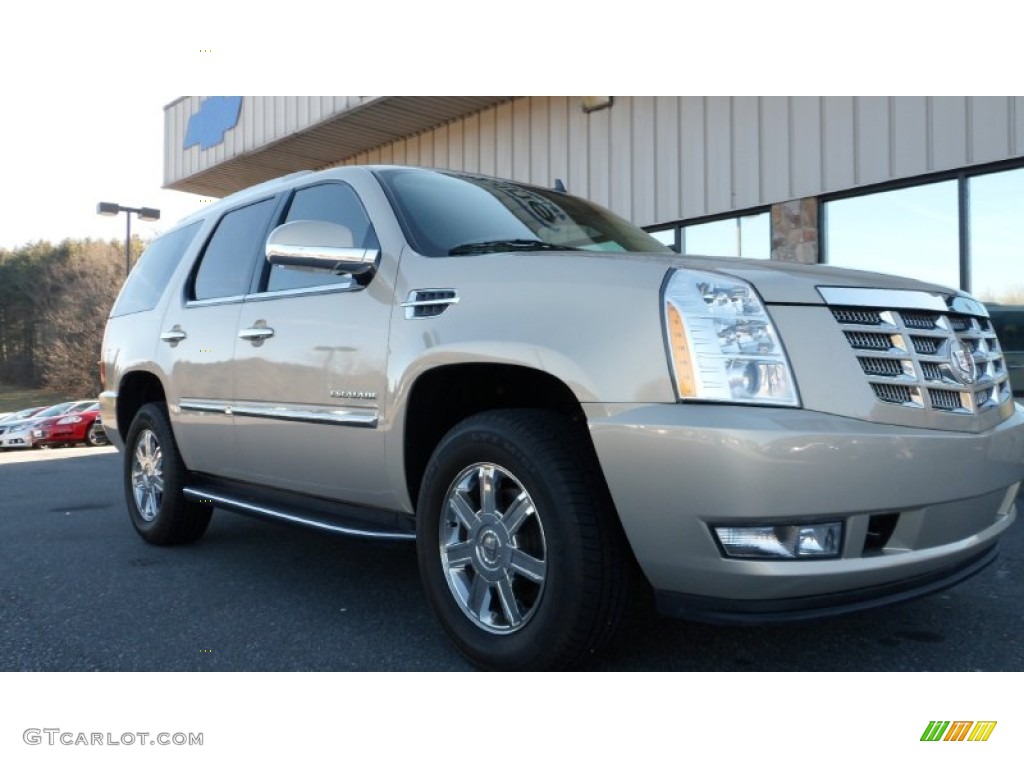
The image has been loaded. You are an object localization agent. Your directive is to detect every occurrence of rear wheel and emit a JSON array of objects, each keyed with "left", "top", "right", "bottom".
[
  {"left": 123, "top": 403, "right": 211, "bottom": 545},
  {"left": 416, "top": 409, "right": 629, "bottom": 670}
]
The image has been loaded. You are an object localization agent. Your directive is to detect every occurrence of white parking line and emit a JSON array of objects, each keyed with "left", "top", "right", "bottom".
[{"left": 0, "top": 446, "right": 118, "bottom": 465}]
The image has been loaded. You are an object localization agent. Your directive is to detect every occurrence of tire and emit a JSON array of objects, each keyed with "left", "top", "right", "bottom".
[
  {"left": 123, "top": 402, "right": 212, "bottom": 545},
  {"left": 416, "top": 409, "right": 629, "bottom": 670},
  {"left": 86, "top": 421, "right": 108, "bottom": 447}
]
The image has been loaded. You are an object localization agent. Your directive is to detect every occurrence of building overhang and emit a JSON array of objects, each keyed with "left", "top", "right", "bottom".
[{"left": 165, "top": 96, "right": 511, "bottom": 198}]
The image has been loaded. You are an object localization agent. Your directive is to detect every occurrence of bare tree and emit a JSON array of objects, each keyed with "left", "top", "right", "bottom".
[{"left": 35, "top": 240, "right": 123, "bottom": 397}]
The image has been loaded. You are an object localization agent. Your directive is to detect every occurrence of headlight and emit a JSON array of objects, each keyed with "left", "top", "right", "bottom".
[
  {"left": 663, "top": 269, "right": 799, "bottom": 406},
  {"left": 56, "top": 415, "right": 82, "bottom": 425}
]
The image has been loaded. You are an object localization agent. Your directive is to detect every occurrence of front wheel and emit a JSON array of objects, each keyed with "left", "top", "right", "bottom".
[
  {"left": 123, "top": 403, "right": 211, "bottom": 545},
  {"left": 416, "top": 409, "right": 629, "bottom": 670},
  {"left": 86, "top": 420, "right": 109, "bottom": 447}
]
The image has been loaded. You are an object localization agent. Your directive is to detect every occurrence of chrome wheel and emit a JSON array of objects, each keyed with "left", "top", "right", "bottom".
[
  {"left": 440, "top": 462, "right": 547, "bottom": 634},
  {"left": 86, "top": 421, "right": 108, "bottom": 446},
  {"left": 131, "top": 428, "right": 164, "bottom": 522},
  {"left": 123, "top": 403, "right": 211, "bottom": 545}
]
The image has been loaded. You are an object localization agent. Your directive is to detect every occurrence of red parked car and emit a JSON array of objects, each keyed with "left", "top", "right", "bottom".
[{"left": 31, "top": 402, "right": 109, "bottom": 448}]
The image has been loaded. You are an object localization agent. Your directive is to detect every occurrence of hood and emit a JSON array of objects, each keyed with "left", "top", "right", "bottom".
[
  {"left": 453, "top": 249, "right": 965, "bottom": 306},
  {"left": 675, "top": 255, "right": 961, "bottom": 305}
]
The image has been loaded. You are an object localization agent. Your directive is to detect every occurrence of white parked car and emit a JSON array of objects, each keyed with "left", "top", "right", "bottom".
[{"left": 0, "top": 401, "right": 96, "bottom": 450}]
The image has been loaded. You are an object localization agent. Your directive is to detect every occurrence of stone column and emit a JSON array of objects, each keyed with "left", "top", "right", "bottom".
[{"left": 771, "top": 197, "right": 819, "bottom": 264}]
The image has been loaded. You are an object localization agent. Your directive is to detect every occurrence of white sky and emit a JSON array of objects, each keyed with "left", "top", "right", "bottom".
[
  {"left": 2, "top": 3, "right": 1018, "bottom": 251},
  {"left": 0, "top": 93, "right": 206, "bottom": 249}
]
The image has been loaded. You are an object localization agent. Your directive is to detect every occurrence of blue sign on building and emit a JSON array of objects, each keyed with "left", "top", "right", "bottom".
[{"left": 184, "top": 97, "right": 243, "bottom": 151}]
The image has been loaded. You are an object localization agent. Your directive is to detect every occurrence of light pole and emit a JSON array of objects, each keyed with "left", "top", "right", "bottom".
[{"left": 97, "top": 202, "right": 160, "bottom": 276}]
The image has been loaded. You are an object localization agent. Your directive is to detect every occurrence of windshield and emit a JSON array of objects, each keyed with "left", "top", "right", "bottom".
[
  {"left": 375, "top": 168, "right": 672, "bottom": 258},
  {"left": 32, "top": 402, "right": 75, "bottom": 419}
]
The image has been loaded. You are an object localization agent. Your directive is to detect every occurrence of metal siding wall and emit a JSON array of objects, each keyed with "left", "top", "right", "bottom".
[
  {"left": 791, "top": 97, "right": 822, "bottom": 197},
  {"left": 930, "top": 96, "right": 967, "bottom": 170},
  {"left": 567, "top": 97, "right": 588, "bottom": 197},
  {"left": 448, "top": 121, "right": 462, "bottom": 171},
  {"left": 402, "top": 133, "right": 417, "bottom": 168},
  {"left": 680, "top": 97, "right": 706, "bottom": 218},
  {"left": 530, "top": 97, "right": 550, "bottom": 186},
  {"left": 479, "top": 108, "right": 496, "bottom": 176},
  {"left": 822, "top": 96, "right": 855, "bottom": 191},
  {"left": 1016, "top": 97, "right": 1024, "bottom": 155},
  {"left": 760, "top": 97, "right": 790, "bottom": 203},
  {"left": 654, "top": 97, "right": 680, "bottom": 223},
  {"left": 731, "top": 97, "right": 760, "bottom": 209},
  {"left": 892, "top": 96, "right": 928, "bottom": 178},
  {"left": 495, "top": 101, "right": 513, "bottom": 179},
  {"left": 632, "top": 97, "right": 656, "bottom": 227},
  {"left": 510, "top": 99, "right": 529, "bottom": 182},
  {"left": 588, "top": 105, "right": 611, "bottom": 208},
  {"left": 705, "top": 97, "right": 732, "bottom": 213},
  {"left": 610, "top": 97, "right": 633, "bottom": 220},
  {"left": 855, "top": 96, "right": 891, "bottom": 185},
  {"left": 433, "top": 124, "right": 449, "bottom": 169},
  {"left": 462, "top": 113, "right": 479, "bottom": 173},
  {"left": 971, "top": 97, "right": 1011, "bottom": 164},
  {"left": 166, "top": 96, "right": 1024, "bottom": 226},
  {"left": 548, "top": 97, "right": 569, "bottom": 189}
]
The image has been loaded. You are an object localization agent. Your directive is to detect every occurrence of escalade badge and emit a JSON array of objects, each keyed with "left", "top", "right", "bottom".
[{"left": 949, "top": 340, "right": 977, "bottom": 385}]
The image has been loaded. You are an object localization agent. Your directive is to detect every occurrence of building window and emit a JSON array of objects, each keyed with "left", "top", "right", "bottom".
[
  {"left": 968, "top": 167, "right": 1024, "bottom": 304},
  {"left": 682, "top": 213, "right": 769, "bottom": 259},
  {"left": 824, "top": 180, "right": 959, "bottom": 290},
  {"left": 647, "top": 228, "right": 678, "bottom": 251}
]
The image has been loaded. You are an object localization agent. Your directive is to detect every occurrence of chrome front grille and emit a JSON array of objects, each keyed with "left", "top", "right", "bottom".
[{"left": 830, "top": 302, "right": 1013, "bottom": 414}]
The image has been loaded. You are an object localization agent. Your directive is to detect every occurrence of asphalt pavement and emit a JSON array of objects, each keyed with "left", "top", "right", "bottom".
[{"left": 1, "top": 446, "right": 1021, "bottom": 671}]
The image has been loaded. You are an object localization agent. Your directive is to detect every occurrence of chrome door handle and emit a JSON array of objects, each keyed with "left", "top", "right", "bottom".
[
  {"left": 238, "top": 325, "right": 275, "bottom": 344},
  {"left": 160, "top": 328, "right": 187, "bottom": 345}
]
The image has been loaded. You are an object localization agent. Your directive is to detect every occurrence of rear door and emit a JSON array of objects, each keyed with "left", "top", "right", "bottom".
[{"left": 159, "top": 196, "right": 280, "bottom": 475}]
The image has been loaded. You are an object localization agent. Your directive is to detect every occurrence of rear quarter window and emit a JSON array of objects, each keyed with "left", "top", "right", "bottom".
[{"left": 110, "top": 221, "right": 203, "bottom": 317}]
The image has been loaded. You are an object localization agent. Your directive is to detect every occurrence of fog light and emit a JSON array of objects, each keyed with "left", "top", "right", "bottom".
[{"left": 714, "top": 522, "right": 842, "bottom": 559}]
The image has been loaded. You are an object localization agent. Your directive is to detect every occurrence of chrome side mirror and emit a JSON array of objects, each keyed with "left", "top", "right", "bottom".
[{"left": 265, "top": 220, "right": 378, "bottom": 279}]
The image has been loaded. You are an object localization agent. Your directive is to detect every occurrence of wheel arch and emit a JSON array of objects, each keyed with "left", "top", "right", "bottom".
[
  {"left": 115, "top": 371, "right": 168, "bottom": 445},
  {"left": 401, "top": 362, "right": 596, "bottom": 511}
]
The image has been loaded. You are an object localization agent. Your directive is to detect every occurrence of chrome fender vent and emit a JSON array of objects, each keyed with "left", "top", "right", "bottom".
[{"left": 402, "top": 289, "right": 459, "bottom": 319}]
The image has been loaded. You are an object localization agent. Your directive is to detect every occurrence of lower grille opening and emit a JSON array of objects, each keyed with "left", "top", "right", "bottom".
[
  {"left": 929, "top": 388, "right": 963, "bottom": 411},
  {"left": 864, "top": 513, "right": 899, "bottom": 554},
  {"left": 871, "top": 383, "right": 914, "bottom": 404}
]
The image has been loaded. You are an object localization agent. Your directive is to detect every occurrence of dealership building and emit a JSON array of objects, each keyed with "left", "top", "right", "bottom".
[{"left": 163, "top": 96, "right": 1024, "bottom": 304}]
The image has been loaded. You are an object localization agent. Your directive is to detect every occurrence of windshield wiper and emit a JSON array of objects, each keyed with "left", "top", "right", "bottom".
[{"left": 447, "top": 239, "right": 579, "bottom": 255}]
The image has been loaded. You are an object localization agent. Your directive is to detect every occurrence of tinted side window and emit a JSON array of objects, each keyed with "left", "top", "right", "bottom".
[
  {"left": 192, "top": 198, "right": 277, "bottom": 301},
  {"left": 264, "top": 182, "right": 379, "bottom": 293},
  {"left": 111, "top": 221, "right": 203, "bottom": 317}
]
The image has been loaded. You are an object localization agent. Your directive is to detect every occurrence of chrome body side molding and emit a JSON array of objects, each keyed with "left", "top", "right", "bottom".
[{"left": 178, "top": 399, "right": 378, "bottom": 428}]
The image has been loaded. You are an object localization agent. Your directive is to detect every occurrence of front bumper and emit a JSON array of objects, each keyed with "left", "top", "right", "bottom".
[
  {"left": 586, "top": 402, "right": 1023, "bottom": 616},
  {"left": 98, "top": 391, "right": 123, "bottom": 450},
  {"left": 0, "top": 431, "right": 35, "bottom": 448}
]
